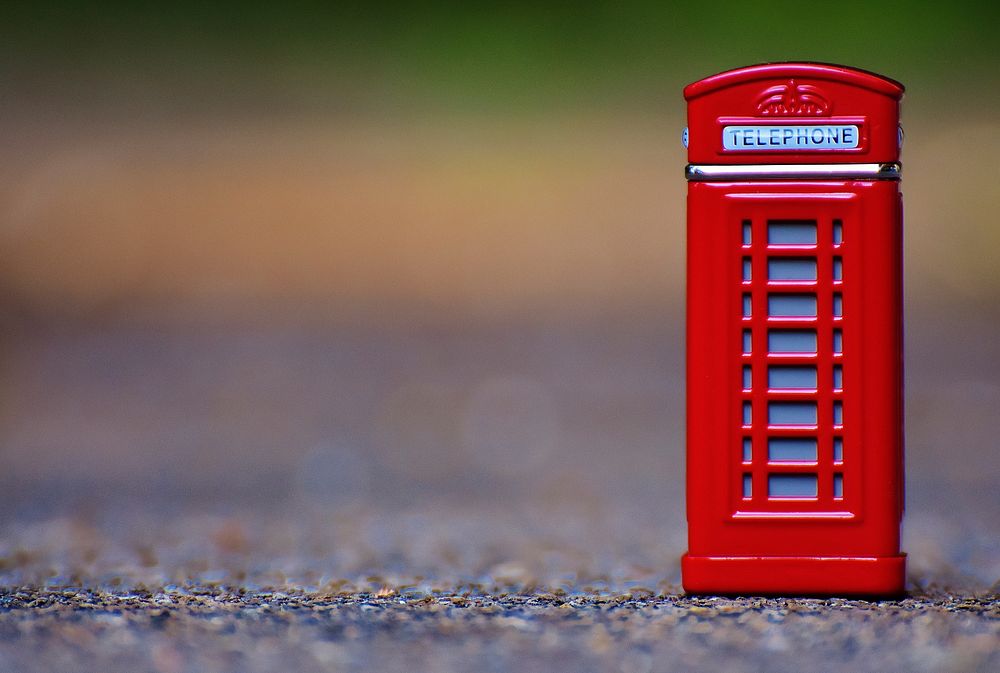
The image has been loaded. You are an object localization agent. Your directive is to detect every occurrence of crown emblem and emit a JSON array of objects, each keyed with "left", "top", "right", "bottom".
[{"left": 755, "top": 80, "right": 830, "bottom": 116}]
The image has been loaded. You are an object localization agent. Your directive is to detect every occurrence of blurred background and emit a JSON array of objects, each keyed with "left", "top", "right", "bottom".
[{"left": 0, "top": 1, "right": 998, "bottom": 590}]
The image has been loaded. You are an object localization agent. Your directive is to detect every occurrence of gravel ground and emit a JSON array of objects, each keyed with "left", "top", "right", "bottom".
[
  {"left": 0, "top": 501, "right": 996, "bottom": 673},
  {"left": 1, "top": 320, "right": 998, "bottom": 672},
  {"left": 2, "top": 585, "right": 997, "bottom": 673}
]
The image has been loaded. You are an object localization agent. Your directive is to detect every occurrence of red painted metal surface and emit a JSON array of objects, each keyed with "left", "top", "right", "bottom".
[
  {"left": 683, "top": 64, "right": 905, "bottom": 596},
  {"left": 684, "top": 62, "right": 903, "bottom": 165}
]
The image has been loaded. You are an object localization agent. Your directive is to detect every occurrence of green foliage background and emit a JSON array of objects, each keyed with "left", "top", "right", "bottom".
[{"left": 4, "top": 1, "right": 999, "bottom": 113}]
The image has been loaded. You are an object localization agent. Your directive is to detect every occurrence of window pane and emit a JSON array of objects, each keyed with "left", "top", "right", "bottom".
[
  {"left": 833, "top": 437, "right": 843, "bottom": 462},
  {"left": 768, "top": 474, "right": 818, "bottom": 498},
  {"left": 743, "top": 258, "right": 752, "bottom": 281},
  {"left": 743, "top": 437, "right": 753, "bottom": 462},
  {"left": 769, "top": 402, "right": 817, "bottom": 425},
  {"left": 834, "top": 474, "right": 844, "bottom": 498},
  {"left": 769, "top": 258, "right": 817, "bottom": 281},
  {"left": 769, "top": 366, "right": 817, "bottom": 389},
  {"left": 743, "top": 474, "right": 753, "bottom": 498},
  {"left": 768, "top": 438, "right": 818, "bottom": 461},
  {"left": 768, "top": 221, "right": 817, "bottom": 245},
  {"left": 769, "top": 330, "right": 817, "bottom": 353},
  {"left": 769, "top": 294, "right": 817, "bottom": 317},
  {"left": 742, "top": 220, "right": 752, "bottom": 246}
]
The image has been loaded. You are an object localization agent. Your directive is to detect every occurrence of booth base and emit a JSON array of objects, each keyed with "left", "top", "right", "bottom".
[{"left": 682, "top": 553, "right": 906, "bottom": 597}]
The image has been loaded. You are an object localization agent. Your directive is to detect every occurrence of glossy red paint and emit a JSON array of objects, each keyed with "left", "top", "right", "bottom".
[
  {"left": 684, "top": 62, "right": 903, "bottom": 165},
  {"left": 683, "top": 63, "right": 905, "bottom": 596}
]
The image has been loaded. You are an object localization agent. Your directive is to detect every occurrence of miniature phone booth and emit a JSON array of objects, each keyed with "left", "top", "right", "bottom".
[{"left": 682, "top": 63, "right": 905, "bottom": 596}]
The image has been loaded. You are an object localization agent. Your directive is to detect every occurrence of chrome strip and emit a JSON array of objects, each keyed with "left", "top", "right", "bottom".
[{"left": 686, "top": 162, "right": 901, "bottom": 181}]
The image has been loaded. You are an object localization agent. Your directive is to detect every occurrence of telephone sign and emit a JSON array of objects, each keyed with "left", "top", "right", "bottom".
[{"left": 722, "top": 124, "right": 860, "bottom": 150}]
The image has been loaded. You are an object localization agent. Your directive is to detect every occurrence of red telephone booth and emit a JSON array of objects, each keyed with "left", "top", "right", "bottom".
[{"left": 682, "top": 63, "right": 905, "bottom": 596}]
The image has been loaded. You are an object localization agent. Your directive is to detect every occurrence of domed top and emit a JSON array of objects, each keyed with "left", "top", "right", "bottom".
[
  {"left": 683, "top": 62, "right": 903, "bottom": 164},
  {"left": 685, "top": 62, "right": 903, "bottom": 102}
]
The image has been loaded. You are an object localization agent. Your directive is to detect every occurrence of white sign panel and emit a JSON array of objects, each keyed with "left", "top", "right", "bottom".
[{"left": 723, "top": 125, "right": 860, "bottom": 151}]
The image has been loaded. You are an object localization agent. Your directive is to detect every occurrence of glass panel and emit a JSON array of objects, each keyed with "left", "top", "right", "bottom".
[
  {"left": 833, "top": 294, "right": 843, "bottom": 317},
  {"left": 833, "top": 219, "right": 843, "bottom": 244},
  {"left": 833, "top": 365, "right": 843, "bottom": 390},
  {"left": 743, "top": 258, "right": 752, "bottom": 281},
  {"left": 769, "top": 366, "right": 817, "bottom": 389},
  {"left": 743, "top": 401, "right": 753, "bottom": 425},
  {"left": 768, "top": 438, "right": 818, "bottom": 461},
  {"left": 833, "top": 257, "right": 843, "bottom": 281},
  {"left": 768, "top": 402, "right": 817, "bottom": 425},
  {"left": 743, "top": 365, "right": 752, "bottom": 389},
  {"left": 833, "top": 437, "right": 843, "bottom": 462},
  {"left": 833, "top": 401, "right": 843, "bottom": 425},
  {"left": 743, "top": 474, "right": 753, "bottom": 498},
  {"left": 743, "top": 220, "right": 752, "bottom": 246},
  {"left": 768, "top": 294, "right": 817, "bottom": 317},
  {"left": 768, "top": 258, "right": 817, "bottom": 281},
  {"left": 743, "top": 329, "right": 753, "bottom": 354},
  {"left": 768, "top": 221, "right": 817, "bottom": 245},
  {"left": 768, "top": 474, "right": 818, "bottom": 498},
  {"left": 743, "top": 294, "right": 752, "bottom": 317},
  {"left": 742, "top": 437, "right": 752, "bottom": 462},
  {"left": 768, "top": 330, "right": 817, "bottom": 353},
  {"left": 833, "top": 329, "right": 843, "bottom": 354},
  {"left": 834, "top": 474, "right": 844, "bottom": 498}
]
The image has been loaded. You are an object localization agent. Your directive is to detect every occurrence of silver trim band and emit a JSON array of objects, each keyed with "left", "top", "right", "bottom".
[{"left": 685, "top": 162, "right": 901, "bottom": 181}]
